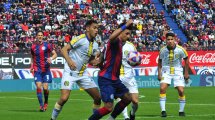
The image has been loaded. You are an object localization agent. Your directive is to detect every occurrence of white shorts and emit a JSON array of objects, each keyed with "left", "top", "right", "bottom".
[
  {"left": 61, "top": 72, "right": 97, "bottom": 90},
  {"left": 160, "top": 70, "right": 185, "bottom": 87},
  {"left": 120, "top": 77, "right": 139, "bottom": 93}
]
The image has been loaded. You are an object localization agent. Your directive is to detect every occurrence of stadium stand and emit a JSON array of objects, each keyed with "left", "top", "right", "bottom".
[{"left": 0, "top": 0, "right": 214, "bottom": 53}]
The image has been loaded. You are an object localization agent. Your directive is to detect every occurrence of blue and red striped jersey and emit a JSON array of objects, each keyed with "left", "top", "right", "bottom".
[
  {"left": 31, "top": 42, "right": 53, "bottom": 72},
  {"left": 99, "top": 38, "right": 123, "bottom": 80}
]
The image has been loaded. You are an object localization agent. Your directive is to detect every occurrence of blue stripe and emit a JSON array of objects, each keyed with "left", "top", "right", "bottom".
[
  {"left": 44, "top": 43, "right": 49, "bottom": 71},
  {"left": 36, "top": 45, "right": 41, "bottom": 72}
]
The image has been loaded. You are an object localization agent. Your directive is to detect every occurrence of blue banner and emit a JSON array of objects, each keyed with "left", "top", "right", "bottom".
[{"left": 0, "top": 75, "right": 214, "bottom": 92}]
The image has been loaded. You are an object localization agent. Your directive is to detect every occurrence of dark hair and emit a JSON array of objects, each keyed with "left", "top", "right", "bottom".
[
  {"left": 166, "top": 32, "right": 175, "bottom": 38},
  {"left": 36, "top": 31, "right": 44, "bottom": 35},
  {"left": 85, "top": 20, "right": 98, "bottom": 27},
  {"left": 118, "top": 22, "right": 133, "bottom": 30}
]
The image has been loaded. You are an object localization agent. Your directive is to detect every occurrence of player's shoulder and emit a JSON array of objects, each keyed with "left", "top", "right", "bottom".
[
  {"left": 176, "top": 45, "right": 188, "bottom": 55},
  {"left": 126, "top": 41, "right": 135, "bottom": 46},
  {"left": 159, "top": 46, "right": 167, "bottom": 53},
  {"left": 72, "top": 34, "right": 86, "bottom": 41},
  {"left": 176, "top": 45, "right": 185, "bottom": 50}
]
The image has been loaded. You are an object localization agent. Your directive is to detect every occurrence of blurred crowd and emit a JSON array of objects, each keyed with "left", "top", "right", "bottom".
[
  {"left": 0, "top": 0, "right": 214, "bottom": 54},
  {"left": 161, "top": 0, "right": 214, "bottom": 50}
]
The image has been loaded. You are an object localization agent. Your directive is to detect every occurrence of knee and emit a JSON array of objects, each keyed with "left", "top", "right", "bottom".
[
  {"left": 160, "top": 88, "right": 166, "bottom": 94},
  {"left": 104, "top": 103, "right": 114, "bottom": 111},
  {"left": 132, "top": 99, "right": 139, "bottom": 105}
]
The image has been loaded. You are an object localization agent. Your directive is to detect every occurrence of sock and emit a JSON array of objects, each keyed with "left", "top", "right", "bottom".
[
  {"left": 122, "top": 106, "right": 129, "bottom": 119},
  {"left": 160, "top": 94, "right": 166, "bottom": 111},
  {"left": 179, "top": 95, "right": 186, "bottom": 112},
  {"left": 93, "top": 104, "right": 101, "bottom": 113},
  {"left": 51, "top": 102, "right": 63, "bottom": 120},
  {"left": 111, "top": 100, "right": 128, "bottom": 118},
  {"left": 131, "top": 103, "right": 138, "bottom": 116},
  {"left": 43, "top": 89, "right": 49, "bottom": 104},
  {"left": 37, "top": 88, "right": 43, "bottom": 107},
  {"left": 88, "top": 107, "right": 111, "bottom": 120},
  {"left": 116, "top": 98, "right": 129, "bottom": 119}
]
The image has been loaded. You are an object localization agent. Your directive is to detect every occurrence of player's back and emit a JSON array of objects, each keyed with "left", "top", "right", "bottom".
[{"left": 99, "top": 39, "right": 123, "bottom": 80}]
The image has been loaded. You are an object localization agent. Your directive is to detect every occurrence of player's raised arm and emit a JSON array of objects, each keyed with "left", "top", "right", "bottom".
[
  {"left": 109, "top": 19, "right": 133, "bottom": 42},
  {"left": 61, "top": 44, "right": 76, "bottom": 70}
]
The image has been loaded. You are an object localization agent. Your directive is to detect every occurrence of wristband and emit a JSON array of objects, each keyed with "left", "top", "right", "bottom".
[{"left": 121, "top": 25, "right": 127, "bottom": 31}]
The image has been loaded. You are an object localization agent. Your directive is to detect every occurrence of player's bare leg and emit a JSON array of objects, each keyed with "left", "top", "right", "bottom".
[
  {"left": 177, "top": 86, "right": 186, "bottom": 116},
  {"left": 85, "top": 87, "right": 101, "bottom": 112},
  {"left": 130, "top": 93, "right": 139, "bottom": 120},
  {"left": 36, "top": 82, "right": 44, "bottom": 112},
  {"left": 159, "top": 83, "right": 168, "bottom": 117},
  {"left": 51, "top": 89, "right": 71, "bottom": 120},
  {"left": 43, "top": 83, "right": 49, "bottom": 111}
]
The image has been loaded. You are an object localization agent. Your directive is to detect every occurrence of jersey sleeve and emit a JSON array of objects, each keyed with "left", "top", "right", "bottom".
[
  {"left": 70, "top": 38, "right": 82, "bottom": 49},
  {"left": 180, "top": 47, "right": 188, "bottom": 58},
  {"left": 159, "top": 48, "right": 165, "bottom": 60},
  {"left": 70, "top": 35, "right": 85, "bottom": 49},
  {"left": 48, "top": 43, "right": 54, "bottom": 53}
]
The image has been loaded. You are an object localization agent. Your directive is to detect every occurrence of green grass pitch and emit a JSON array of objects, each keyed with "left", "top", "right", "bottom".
[{"left": 0, "top": 87, "right": 215, "bottom": 120}]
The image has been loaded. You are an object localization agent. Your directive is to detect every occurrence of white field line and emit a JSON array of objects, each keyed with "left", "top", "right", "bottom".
[{"left": 1, "top": 96, "right": 215, "bottom": 106}]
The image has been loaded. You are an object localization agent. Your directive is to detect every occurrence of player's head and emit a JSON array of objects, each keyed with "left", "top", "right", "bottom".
[
  {"left": 118, "top": 22, "right": 133, "bottom": 42},
  {"left": 36, "top": 31, "right": 44, "bottom": 43},
  {"left": 166, "top": 32, "right": 176, "bottom": 49},
  {"left": 85, "top": 20, "right": 98, "bottom": 40}
]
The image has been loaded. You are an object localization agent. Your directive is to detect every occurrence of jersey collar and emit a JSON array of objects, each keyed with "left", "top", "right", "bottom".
[
  {"left": 85, "top": 33, "right": 94, "bottom": 42},
  {"left": 167, "top": 44, "right": 176, "bottom": 51}
]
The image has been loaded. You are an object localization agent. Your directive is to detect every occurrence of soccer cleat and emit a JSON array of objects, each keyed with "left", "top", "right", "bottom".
[
  {"left": 125, "top": 118, "right": 130, "bottom": 120},
  {"left": 39, "top": 106, "right": 44, "bottom": 112},
  {"left": 130, "top": 111, "right": 135, "bottom": 120},
  {"left": 44, "top": 103, "right": 48, "bottom": 111},
  {"left": 161, "top": 111, "right": 167, "bottom": 117},
  {"left": 179, "top": 112, "right": 185, "bottom": 116}
]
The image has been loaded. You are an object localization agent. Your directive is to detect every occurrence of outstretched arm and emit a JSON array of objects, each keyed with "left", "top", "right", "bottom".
[{"left": 109, "top": 19, "right": 133, "bottom": 42}]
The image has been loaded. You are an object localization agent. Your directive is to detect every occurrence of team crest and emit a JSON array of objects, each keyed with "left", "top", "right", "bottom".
[
  {"left": 64, "top": 81, "right": 69, "bottom": 86},
  {"left": 110, "top": 94, "right": 114, "bottom": 100},
  {"left": 124, "top": 50, "right": 129, "bottom": 56},
  {"left": 42, "top": 46, "right": 46, "bottom": 50},
  {"left": 175, "top": 54, "right": 179, "bottom": 59}
]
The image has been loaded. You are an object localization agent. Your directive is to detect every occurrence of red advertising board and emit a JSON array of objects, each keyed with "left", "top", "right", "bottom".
[{"left": 139, "top": 51, "right": 215, "bottom": 67}]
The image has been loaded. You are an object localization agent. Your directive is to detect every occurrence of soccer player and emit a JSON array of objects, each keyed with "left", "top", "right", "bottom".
[
  {"left": 118, "top": 41, "right": 141, "bottom": 120},
  {"left": 88, "top": 19, "right": 133, "bottom": 120},
  {"left": 30, "top": 31, "right": 57, "bottom": 112},
  {"left": 158, "top": 32, "right": 189, "bottom": 117},
  {"left": 50, "top": 20, "right": 101, "bottom": 120}
]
